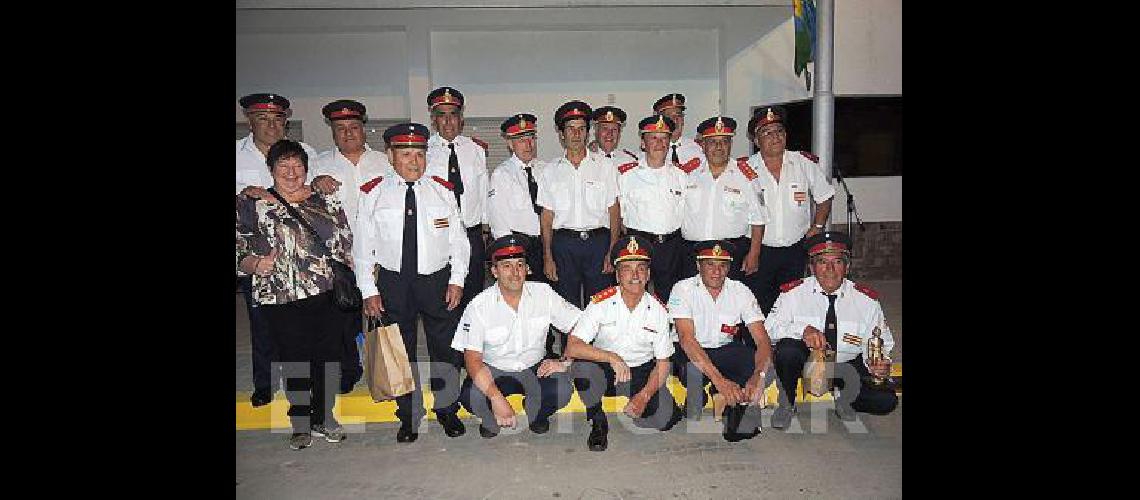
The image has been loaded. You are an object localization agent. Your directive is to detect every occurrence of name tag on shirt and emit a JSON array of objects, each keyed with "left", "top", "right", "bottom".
[{"left": 724, "top": 186, "right": 741, "bottom": 194}]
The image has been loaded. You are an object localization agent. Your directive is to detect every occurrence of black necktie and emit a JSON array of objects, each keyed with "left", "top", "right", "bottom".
[
  {"left": 523, "top": 164, "right": 541, "bottom": 215},
  {"left": 823, "top": 293, "right": 838, "bottom": 351},
  {"left": 671, "top": 144, "right": 680, "bottom": 165},
  {"left": 447, "top": 143, "right": 465, "bottom": 208},
  {"left": 606, "top": 152, "right": 612, "bottom": 158},
  {"left": 401, "top": 182, "right": 418, "bottom": 275}
]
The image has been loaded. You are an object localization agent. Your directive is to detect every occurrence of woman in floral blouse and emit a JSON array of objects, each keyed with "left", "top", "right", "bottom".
[{"left": 236, "top": 139, "right": 354, "bottom": 450}]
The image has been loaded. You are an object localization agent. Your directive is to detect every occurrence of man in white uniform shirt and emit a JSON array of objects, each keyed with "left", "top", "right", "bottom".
[
  {"left": 764, "top": 231, "right": 896, "bottom": 430},
  {"left": 617, "top": 115, "right": 689, "bottom": 303},
  {"left": 564, "top": 236, "right": 684, "bottom": 452},
  {"left": 452, "top": 235, "right": 581, "bottom": 438},
  {"left": 537, "top": 100, "right": 621, "bottom": 356},
  {"left": 487, "top": 113, "right": 547, "bottom": 282},
  {"left": 354, "top": 123, "right": 471, "bottom": 443},
  {"left": 668, "top": 240, "right": 775, "bottom": 441},
  {"left": 652, "top": 93, "right": 704, "bottom": 167},
  {"left": 308, "top": 99, "right": 392, "bottom": 395},
  {"left": 744, "top": 106, "right": 834, "bottom": 315},
  {"left": 680, "top": 116, "right": 768, "bottom": 284},
  {"left": 235, "top": 92, "right": 319, "bottom": 407},
  {"left": 590, "top": 106, "right": 638, "bottom": 163},
  {"left": 425, "top": 86, "right": 490, "bottom": 311}
]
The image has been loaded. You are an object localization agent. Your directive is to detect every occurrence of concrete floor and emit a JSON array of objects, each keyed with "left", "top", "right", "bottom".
[{"left": 236, "top": 280, "right": 902, "bottom": 498}]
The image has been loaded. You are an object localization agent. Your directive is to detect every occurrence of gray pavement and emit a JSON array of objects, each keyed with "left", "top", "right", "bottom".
[{"left": 236, "top": 280, "right": 902, "bottom": 498}]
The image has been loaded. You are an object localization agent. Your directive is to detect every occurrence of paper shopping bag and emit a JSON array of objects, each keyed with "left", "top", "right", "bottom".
[
  {"left": 363, "top": 313, "right": 415, "bottom": 401},
  {"left": 804, "top": 348, "right": 832, "bottom": 397}
]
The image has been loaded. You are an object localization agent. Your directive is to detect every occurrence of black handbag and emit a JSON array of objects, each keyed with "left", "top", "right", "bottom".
[{"left": 268, "top": 188, "right": 363, "bottom": 311}]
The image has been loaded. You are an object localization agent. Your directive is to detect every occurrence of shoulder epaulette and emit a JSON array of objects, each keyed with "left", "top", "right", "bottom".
[
  {"left": 779, "top": 278, "right": 804, "bottom": 293},
  {"left": 360, "top": 176, "right": 383, "bottom": 194},
  {"left": 431, "top": 175, "right": 455, "bottom": 191},
  {"left": 650, "top": 291, "right": 668, "bottom": 311},
  {"left": 737, "top": 157, "right": 758, "bottom": 180},
  {"left": 799, "top": 151, "right": 819, "bottom": 163},
  {"left": 618, "top": 161, "right": 638, "bottom": 174},
  {"left": 853, "top": 282, "right": 879, "bottom": 300},
  {"left": 472, "top": 137, "right": 489, "bottom": 153},
  {"left": 590, "top": 286, "right": 618, "bottom": 304},
  {"left": 623, "top": 149, "right": 638, "bottom": 159},
  {"left": 678, "top": 157, "right": 701, "bottom": 174}
]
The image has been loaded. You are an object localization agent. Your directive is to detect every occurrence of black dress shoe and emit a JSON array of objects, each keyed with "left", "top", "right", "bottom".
[
  {"left": 396, "top": 422, "right": 419, "bottom": 443},
  {"left": 587, "top": 418, "right": 608, "bottom": 451},
  {"left": 250, "top": 389, "right": 272, "bottom": 408},
  {"left": 437, "top": 411, "right": 466, "bottom": 437},
  {"left": 529, "top": 418, "right": 550, "bottom": 434},
  {"left": 479, "top": 424, "right": 498, "bottom": 438}
]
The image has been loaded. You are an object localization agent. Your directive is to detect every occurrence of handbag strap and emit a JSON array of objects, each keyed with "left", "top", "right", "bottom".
[{"left": 267, "top": 187, "right": 336, "bottom": 259}]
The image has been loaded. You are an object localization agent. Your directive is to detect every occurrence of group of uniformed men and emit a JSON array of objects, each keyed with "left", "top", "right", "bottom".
[{"left": 236, "top": 87, "right": 898, "bottom": 451}]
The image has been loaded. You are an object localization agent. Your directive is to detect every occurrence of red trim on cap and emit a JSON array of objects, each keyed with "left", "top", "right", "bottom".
[
  {"left": 248, "top": 103, "right": 285, "bottom": 111},
  {"left": 699, "top": 126, "right": 735, "bottom": 137},
  {"left": 329, "top": 109, "right": 360, "bottom": 119},
  {"left": 808, "top": 241, "right": 849, "bottom": 255},
  {"left": 492, "top": 245, "right": 526, "bottom": 259},
  {"left": 505, "top": 123, "right": 535, "bottom": 136},
  {"left": 562, "top": 108, "right": 587, "bottom": 119},
  {"left": 696, "top": 246, "right": 733, "bottom": 261},
  {"left": 388, "top": 134, "right": 427, "bottom": 145},
  {"left": 430, "top": 94, "right": 461, "bottom": 108},
  {"left": 640, "top": 116, "right": 672, "bottom": 134}
]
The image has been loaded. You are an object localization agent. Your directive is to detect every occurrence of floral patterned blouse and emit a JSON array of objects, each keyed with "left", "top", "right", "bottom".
[{"left": 236, "top": 192, "right": 353, "bottom": 305}]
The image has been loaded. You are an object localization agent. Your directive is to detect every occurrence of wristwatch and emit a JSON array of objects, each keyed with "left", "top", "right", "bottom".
[{"left": 813, "top": 224, "right": 825, "bottom": 230}]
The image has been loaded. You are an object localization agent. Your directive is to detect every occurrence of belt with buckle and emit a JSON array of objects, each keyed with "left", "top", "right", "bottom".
[
  {"left": 627, "top": 228, "right": 681, "bottom": 244},
  {"left": 556, "top": 228, "right": 608, "bottom": 240}
]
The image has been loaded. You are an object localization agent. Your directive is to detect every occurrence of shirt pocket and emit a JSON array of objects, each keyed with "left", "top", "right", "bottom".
[
  {"left": 550, "top": 181, "right": 573, "bottom": 210},
  {"left": 837, "top": 320, "right": 864, "bottom": 355},
  {"left": 374, "top": 207, "right": 403, "bottom": 240},
  {"left": 509, "top": 186, "right": 534, "bottom": 211},
  {"left": 524, "top": 316, "right": 551, "bottom": 351},
  {"left": 584, "top": 181, "right": 611, "bottom": 211},
  {"left": 425, "top": 205, "right": 451, "bottom": 236},
  {"left": 719, "top": 187, "right": 748, "bottom": 216},
  {"left": 483, "top": 326, "right": 511, "bottom": 348},
  {"left": 788, "top": 182, "right": 809, "bottom": 210}
]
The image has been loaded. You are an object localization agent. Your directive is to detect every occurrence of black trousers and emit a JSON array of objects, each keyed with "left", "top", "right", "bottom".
[
  {"left": 571, "top": 360, "right": 681, "bottom": 430},
  {"left": 377, "top": 266, "right": 463, "bottom": 425},
  {"left": 337, "top": 308, "right": 363, "bottom": 388},
  {"left": 460, "top": 226, "right": 488, "bottom": 310},
  {"left": 551, "top": 230, "right": 615, "bottom": 356},
  {"left": 747, "top": 238, "right": 807, "bottom": 315},
  {"left": 772, "top": 338, "right": 898, "bottom": 414},
  {"left": 240, "top": 276, "right": 277, "bottom": 394},
  {"left": 674, "top": 341, "right": 769, "bottom": 416},
  {"left": 260, "top": 292, "right": 343, "bottom": 432},
  {"left": 680, "top": 236, "right": 752, "bottom": 282},
  {"left": 458, "top": 362, "right": 573, "bottom": 433},
  {"left": 626, "top": 229, "right": 684, "bottom": 303}
]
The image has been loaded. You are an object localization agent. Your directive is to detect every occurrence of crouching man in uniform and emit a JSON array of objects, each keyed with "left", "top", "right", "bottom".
[
  {"left": 452, "top": 234, "right": 581, "bottom": 438},
  {"left": 764, "top": 231, "right": 897, "bottom": 430},
  {"left": 669, "top": 240, "right": 775, "bottom": 441},
  {"left": 564, "top": 235, "right": 684, "bottom": 451}
]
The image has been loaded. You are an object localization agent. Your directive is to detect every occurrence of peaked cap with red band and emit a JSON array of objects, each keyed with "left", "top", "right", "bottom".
[
  {"left": 694, "top": 240, "right": 735, "bottom": 261},
  {"left": 383, "top": 122, "right": 430, "bottom": 149},
  {"left": 696, "top": 116, "right": 737, "bottom": 139},
  {"left": 592, "top": 106, "right": 627, "bottom": 124},
  {"left": 240, "top": 93, "right": 291, "bottom": 115},
  {"left": 322, "top": 99, "right": 367, "bottom": 122},
  {"left": 638, "top": 115, "right": 675, "bottom": 135},
  {"left": 652, "top": 93, "right": 686, "bottom": 113},
  {"left": 555, "top": 100, "right": 592, "bottom": 129},
  {"left": 500, "top": 113, "right": 538, "bottom": 138},
  {"left": 489, "top": 234, "right": 531, "bottom": 263},
  {"left": 427, "top": 86, "right": 464, "bottom": 109},
  {"left": 804, "top": 231, "right": 852, "bottom": 257},
  {"left": 611, "top": 235, "right": 652, "bottom": 265},
  {"left": 747, "top": 106, "right": 786, "bottom": 137}
]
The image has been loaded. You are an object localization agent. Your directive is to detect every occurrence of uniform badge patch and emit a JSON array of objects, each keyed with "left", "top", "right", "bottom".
[
  {"left": 842, "top": 333, "right": 862, "bottom": 346},
  {"left": 433, "top": 217, "right": 449, "bottom": 228}
]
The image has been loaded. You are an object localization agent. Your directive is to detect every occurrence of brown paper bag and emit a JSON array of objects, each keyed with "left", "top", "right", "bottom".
[
  {"left": 804, "top": 348, "right": 832, "bottom": 397},
  {"left": 363, "top": 313, "right": 415, "bottom": 401}
]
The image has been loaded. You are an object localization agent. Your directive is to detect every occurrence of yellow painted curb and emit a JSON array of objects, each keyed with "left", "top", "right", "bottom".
[{"left": 238, "top": 367, "right": 902, "bottom": 430}]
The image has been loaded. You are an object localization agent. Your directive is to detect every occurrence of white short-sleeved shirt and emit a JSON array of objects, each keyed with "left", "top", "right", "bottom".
[
  {"left": 667, "top": 275, "right": 765, "bottom": 348},
  {"left": 680, "top": 159, "right": 770, "bottom": 241},
  {"left": 487, "top": 155, "right": 545, "bottom": 238},
  {"left": 235, "top": 134, "right": 318, "bottom": 195},
  {"left": 764, "top": 276, "right": 894, "bottom": 366},
  {"left": 536, "top": 151, "right": 618, "bottom": 231},
  {"left": 748, "top": 150, "right": 835, "bottom": 247},
  {"left": 669, "top": 135, "right": 705, "bottom": 167},
  {"left": 450, "top": 282, "right": 581, "bottom": 372},
  {"left": 352, "top": 174, "right": 471, "bottom": 298},
  {"left": 310, "top": 144, "right": 393, "bottom": 234},
  {"left": 571, "top": 286, "right": 673, "bottom": 367},
  {"left": 616, "top": 159, "right": 687, "bottom": 234},
  {"left": 427, "top": 134, "right": 489, "bottom": 228}
]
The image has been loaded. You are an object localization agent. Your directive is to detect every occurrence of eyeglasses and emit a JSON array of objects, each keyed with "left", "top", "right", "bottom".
[{"left": 757, "top": 126, "right": 785, "bottom": 138}]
